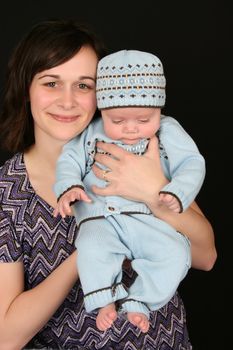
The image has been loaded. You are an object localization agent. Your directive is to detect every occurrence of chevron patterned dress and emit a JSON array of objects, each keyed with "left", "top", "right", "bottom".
[{"left": 0, "top": 153, "right": 192, "bottom": 350}]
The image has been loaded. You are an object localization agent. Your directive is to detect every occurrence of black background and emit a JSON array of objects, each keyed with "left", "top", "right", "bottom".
[{"left": 0, "top": 1, "right": 230, "bottom": 349}]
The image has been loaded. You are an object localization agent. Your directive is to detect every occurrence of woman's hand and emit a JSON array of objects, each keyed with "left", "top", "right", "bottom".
[
  {"left": 92, "top": 136, "right": 168, "bottom": 206},
  {"left": 92, "top": 136, "right": 217, "bottom": 271}
]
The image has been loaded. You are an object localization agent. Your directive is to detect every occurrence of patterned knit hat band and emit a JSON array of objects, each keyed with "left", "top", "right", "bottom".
[{"left": 96, "top": 50, "right": 166, "bottom": 109}]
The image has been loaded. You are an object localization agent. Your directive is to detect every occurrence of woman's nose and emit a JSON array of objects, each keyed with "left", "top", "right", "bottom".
[{"left": 58, "top": 88, "right": 76, "bottom": 110}]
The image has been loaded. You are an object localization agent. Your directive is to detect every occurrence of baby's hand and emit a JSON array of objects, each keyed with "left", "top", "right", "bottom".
[
  {"left": 159, "top": 193, "right": 181, "bottom": 213},
  {"left": 53, "top": 187, "right": 91, "bottom": 218}
]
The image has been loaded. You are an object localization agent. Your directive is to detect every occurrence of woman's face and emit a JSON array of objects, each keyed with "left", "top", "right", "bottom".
[{"left": 29, "top": 45, "right": 98, "bottom": 145}]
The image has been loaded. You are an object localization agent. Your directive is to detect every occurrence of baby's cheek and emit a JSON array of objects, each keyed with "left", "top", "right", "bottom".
[{"left": 104, "top": 124, "right": 121, "bottom": 140}]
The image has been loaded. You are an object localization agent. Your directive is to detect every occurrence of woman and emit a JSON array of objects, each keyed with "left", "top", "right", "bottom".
[{"left": 0, "top": 19, "right": 216, "bottom": 349}]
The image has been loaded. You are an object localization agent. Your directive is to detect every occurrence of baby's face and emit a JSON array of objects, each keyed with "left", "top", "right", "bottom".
[{"left": 101, "top": 107, "right": 161, "bottom": 144}]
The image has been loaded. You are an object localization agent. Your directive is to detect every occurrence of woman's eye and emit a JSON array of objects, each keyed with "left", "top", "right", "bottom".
[
  {"left": 45, "top": 81, "right": 57, "bottom": 87},
  {"left": 78, "top": 83, "right": 88, "bottom": 89}
]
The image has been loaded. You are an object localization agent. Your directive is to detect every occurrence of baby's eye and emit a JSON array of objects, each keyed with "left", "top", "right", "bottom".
[
  {"left": 112, "top": 120, "right": 123, "bottom": 124},
  {"left": 138, "top": 119, "right": 149, "bottom": 123}
]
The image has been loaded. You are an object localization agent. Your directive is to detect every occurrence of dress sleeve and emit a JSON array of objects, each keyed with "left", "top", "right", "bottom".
[{"left": 0, "top": 206, "right": 23, "bottom": 262}]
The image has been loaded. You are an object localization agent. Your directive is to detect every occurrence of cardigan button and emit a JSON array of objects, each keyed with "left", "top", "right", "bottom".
[{"left": 108, "top": 206, "right": 115, "bottom": 211}]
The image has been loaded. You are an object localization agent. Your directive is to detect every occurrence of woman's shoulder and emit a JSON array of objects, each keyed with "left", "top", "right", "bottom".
[
  {"left": 0, "top": 152, "right": 24, "bottom": 175},
  {"left": 0, "top": 152, "right": 32, "bottom": 203}
]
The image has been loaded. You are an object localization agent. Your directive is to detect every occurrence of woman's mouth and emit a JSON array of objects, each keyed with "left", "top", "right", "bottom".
[{"left": 49, "top": 113, "right": 80, "bottom": 123}]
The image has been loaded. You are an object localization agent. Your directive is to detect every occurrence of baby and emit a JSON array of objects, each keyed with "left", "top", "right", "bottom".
[{"left": 54, "top": 50, "right": 205, "bottom": 333}]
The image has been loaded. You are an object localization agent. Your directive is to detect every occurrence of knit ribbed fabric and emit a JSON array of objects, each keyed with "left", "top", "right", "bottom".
[{"left": 96, "top": 49, "right": 166, "bottom": 109}]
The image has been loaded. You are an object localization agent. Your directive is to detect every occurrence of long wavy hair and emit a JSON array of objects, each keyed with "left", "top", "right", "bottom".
[{"left": 0, "top": 19, "right": 106, "bottom": 153}]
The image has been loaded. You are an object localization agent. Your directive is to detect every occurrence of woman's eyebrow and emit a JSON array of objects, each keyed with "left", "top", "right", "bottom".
[
  {"left": 38, "top": 74, "right": 96, "bottom": 81},
  {"left": 79, "top": 76, "right": 96, "bottom": 82},
  {"left": 38, "top": 74, "right": 59, "bottom": 79}
]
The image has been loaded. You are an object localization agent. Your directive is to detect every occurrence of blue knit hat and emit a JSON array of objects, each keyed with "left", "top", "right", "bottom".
[{"left": 96, "top": 49, "right": 166, "bottom": 109}]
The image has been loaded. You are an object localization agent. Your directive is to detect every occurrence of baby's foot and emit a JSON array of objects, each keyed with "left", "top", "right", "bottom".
[
  {"left": 127, "top": 312, "right": 149, "bottom": 333},
  {"left": 96, "top": 303, "right": 117, "bottom": 331}
]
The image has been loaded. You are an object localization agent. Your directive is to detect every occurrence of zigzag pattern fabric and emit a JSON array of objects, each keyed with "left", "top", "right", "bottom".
[{"left": 0, "top": 153, "right": 192, "bottom": 349}]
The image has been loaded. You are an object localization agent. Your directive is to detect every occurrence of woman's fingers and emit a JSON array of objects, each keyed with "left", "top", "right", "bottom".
[
  {"left": 92, "top": 184, "right": 114, "bottom": 196},
  {"left": 92, "top": 135, "right": 168, "bottom": 204},
  {"left": 96, "top": 142, "right": 126, "bottom": 160},
  {"left": 94, "top": 152, "right": 117, "bottom": 170},
  {"left": 92, "top": 164, "right": 113, "bottom": 181},
  {"left": 95, "top": 136, "right": 160, "bottom": 169},
  {"left": 144, "top": 136, "right": 160, "bottom": 161}
]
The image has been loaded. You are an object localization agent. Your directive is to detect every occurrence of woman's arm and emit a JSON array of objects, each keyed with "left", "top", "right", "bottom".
[
  {"left": 0, "top": 251, "right": 78, "bottom": 349},
  {"left": 92, "top": 137, "right": 217, "bottom": 271}
]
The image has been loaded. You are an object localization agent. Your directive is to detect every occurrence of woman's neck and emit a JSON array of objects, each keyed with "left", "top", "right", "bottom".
[
  {"left": 24, "top": 142, "right": 64, "bottom": 208},
  {"left": 26, "top": 142, "right": 61, "bottom": 169}
]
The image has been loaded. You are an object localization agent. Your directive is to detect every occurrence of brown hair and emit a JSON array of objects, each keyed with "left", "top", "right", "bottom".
[{"left": 0, "top": 19, "right": 106, "bottom": 153}]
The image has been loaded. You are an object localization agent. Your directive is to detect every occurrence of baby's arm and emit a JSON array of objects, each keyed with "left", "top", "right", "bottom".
[
  {"left": 159, "top": 116, "right": 206, "bottom": 213},
  {"left": 54, "top": 187, "right": 91, "bottom": 218},
  {"left": 54, "top": 130, "right": 91, "bottom": 209}
]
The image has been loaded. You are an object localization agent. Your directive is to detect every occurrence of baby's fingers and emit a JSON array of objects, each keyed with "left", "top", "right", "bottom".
[
  {"left": 80, "top": 192, "right": 92, "bottom": 203},
  {"left": 53, "top": 206, "right": 59, "bottom": 218},
  {"left": 53, "top": 199, "right": 72, "bottom": 218}
]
